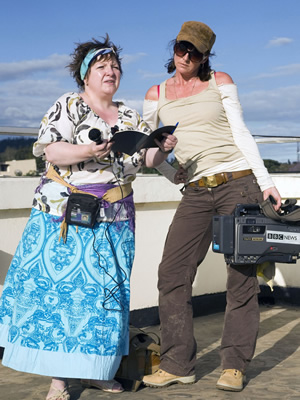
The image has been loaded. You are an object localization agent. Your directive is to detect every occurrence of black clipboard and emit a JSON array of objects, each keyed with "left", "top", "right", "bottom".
[{"left": 110, "top": 125, "right": 177, "bottom": 156}]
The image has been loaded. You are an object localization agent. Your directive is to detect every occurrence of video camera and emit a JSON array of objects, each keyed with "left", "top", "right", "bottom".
[{"left": 212, "top": 202, "right": 300, "bottom": 265}]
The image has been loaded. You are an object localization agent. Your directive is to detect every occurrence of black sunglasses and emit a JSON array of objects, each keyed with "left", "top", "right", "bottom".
[{"left": 174, "top": 41, "right": 205, "bottom": 63}]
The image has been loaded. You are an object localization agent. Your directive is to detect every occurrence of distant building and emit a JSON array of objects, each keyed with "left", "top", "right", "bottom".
[
  {"left": 0, "top": 159, "right": 36, "bottom": 177},
  {"left": 288, "top": 162, "right": 300, "bottom": 172}
]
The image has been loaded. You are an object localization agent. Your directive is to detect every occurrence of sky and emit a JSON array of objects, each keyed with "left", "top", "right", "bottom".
[{"left": 1, "top": 0, "right": 299, "bottom": 162}]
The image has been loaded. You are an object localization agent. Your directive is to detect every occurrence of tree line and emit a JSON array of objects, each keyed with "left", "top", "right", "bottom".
[{"left": 0, "top": 137, "right": 298, "bottom": 175}]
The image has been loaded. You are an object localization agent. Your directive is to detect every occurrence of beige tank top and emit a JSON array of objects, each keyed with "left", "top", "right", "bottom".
[{"left": 157, "top": 72, "right": 244, "bottom": 179}]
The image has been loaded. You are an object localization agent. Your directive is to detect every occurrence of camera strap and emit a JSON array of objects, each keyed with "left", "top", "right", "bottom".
[{"left": 260, "top": 197, "right": 300, "bottom": 224}]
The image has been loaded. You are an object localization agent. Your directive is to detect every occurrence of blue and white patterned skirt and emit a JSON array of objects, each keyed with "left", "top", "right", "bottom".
[{"left": 0, "top": 208, "right": 135, "bottom": 379}]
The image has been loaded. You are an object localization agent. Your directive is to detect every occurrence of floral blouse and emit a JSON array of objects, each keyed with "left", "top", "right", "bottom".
[{"left": 32, "top": 92, "right": 150, "bottom": 216}]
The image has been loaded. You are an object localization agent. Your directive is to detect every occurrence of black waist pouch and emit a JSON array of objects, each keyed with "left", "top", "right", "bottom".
[{"left": 65, "top": 193, "right": 100, "bottom": 228}]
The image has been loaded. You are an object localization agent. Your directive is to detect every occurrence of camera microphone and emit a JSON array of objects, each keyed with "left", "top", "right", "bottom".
[{"left": 89, "top": 128, "right": 103, "bottom": 145}]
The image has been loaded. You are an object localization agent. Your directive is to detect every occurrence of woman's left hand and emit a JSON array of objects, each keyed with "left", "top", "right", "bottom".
[
  {"left": 156, "top": 133, "right": 178, "bottom": 153},
  {"left": 145, "top": 133, "right": 178, "bottom": 168}
]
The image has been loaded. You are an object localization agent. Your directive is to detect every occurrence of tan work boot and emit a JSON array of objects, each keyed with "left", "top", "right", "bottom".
[
  {"left": 143, "top": 369, "right": 196, "bottom": 388},
  {"left": 216, "top": 369, "right": 245, "bottom": 391}
]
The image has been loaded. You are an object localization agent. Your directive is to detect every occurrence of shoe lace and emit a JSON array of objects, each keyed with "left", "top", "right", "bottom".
[{"left": 222, "top": 369, "right": 240, "bottom": 377}]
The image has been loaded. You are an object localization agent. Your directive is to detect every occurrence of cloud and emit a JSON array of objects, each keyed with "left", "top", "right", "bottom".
[
  {"left": 0, "top": 93, "right": 56, "bottom": 127},
  {"left": 257, "top": 141, "right": 298, "bottom": 163},
  {"left": 115, "top": 97, "right": 144, "bottom": 114},
  {"left": 0, "top": 54, "right": 71, "bottom": 81},
  {"left": 0, "top": 53, "right": 76, "bottom": 127},
  {"left": 240, "top": 85, "right": 300, "bottom": 123},
  {"left": 250, "top": 64, "right": 300, "bottom": 80},
  {"left": 0, "top": 78, "right": 76, "bottom": 127},
  {"left": 0, "top": 50, "right": 299, "bottom": 139},
  {"left": 266, "top": 37, "right": 294, "bottom": 47},
  {"left": 0, "top": 78, "right": 72, "bottom": 97},
  {"left": 122, "top": 53, "right": 147, "bottom": 65},
  {"left": 0, "top": 52, "right": 147, "bottom": 82},
  {"left": 138, "top": 69, "right": 168, "bottom": 80},
  {"left": 0, "top": 52, "right": 149, "bottom": 127}
]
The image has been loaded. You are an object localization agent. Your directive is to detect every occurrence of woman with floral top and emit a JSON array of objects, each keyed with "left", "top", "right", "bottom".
[{"left": 0, "top": 35, "right": 177, "bottom": 400}]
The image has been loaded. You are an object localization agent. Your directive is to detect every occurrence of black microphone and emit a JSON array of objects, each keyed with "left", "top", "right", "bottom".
[
  {"left": 89, "top": 128, "right": 103, "bottom": 145},
  {"left": 111, "top": 125, "right": 119, "bottom": 135}
]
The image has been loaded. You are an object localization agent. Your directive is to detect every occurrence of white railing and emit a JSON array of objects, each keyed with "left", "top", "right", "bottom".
[{"left": 0, "top": 126, "right": 39, "bottom": 137}]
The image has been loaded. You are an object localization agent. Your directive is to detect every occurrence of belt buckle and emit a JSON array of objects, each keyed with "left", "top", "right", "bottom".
[{"left": 203, "top": 175, "right": 218, "bottom": 188}]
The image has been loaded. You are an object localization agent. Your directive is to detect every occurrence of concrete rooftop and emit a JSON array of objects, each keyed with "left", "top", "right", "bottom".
[{"left": 1, "top": 304, "right": 300, "bottom": 399}]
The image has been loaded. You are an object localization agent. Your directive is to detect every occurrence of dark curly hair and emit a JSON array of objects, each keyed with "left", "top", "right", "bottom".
[
  {"left": 164, "top": 39, "right": 214, "bottom": 82},
  {"left": 67, "top": 34, "right": 123, "bottom": 89}
]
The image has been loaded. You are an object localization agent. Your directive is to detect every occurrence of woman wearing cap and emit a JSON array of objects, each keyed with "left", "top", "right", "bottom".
[
  {"left": 0, "top": 35, "right": 177, "bottom": 400},
  {"left": 142, "top": 21, "right": 281, "bottom": 392}
]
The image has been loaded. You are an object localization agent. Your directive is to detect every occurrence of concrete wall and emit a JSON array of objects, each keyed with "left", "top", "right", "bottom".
[{"left": 0, "top": 174, "right": 300, "bottom": 311}]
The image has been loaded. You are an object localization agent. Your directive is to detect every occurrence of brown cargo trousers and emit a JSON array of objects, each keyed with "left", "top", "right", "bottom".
[{"left": 158, "top": 173, "right": 263, "bottom": 376}]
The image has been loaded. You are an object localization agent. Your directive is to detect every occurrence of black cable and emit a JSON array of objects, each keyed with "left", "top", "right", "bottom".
[
  {"left": 92, "top": 226, "right": 127, "bottom": 312},
  {"left": 91, "top": 125, "right": 129, "bottom": 312}
]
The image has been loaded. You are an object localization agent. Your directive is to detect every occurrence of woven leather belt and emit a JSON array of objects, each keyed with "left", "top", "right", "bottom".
[
  {"left": 102, "top": 182, "right": 132, "bottom": 203},
  {"left": 46, "top": 165, "right": 132, "bottom": 203},
  {"left": 189, "top": 169, "right": 253, "bottom": 188}
]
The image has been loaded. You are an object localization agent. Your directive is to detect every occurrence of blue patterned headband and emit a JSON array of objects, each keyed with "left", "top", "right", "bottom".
[{"left": 80, "top": 47, "right": 116, "bottom": 80}]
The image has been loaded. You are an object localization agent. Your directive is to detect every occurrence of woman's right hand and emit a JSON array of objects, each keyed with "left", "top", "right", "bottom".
[
  {"left": 91, "top": 140, "right": 114, "bottom": 160},
  {"left": 174, "top": 165, "right": 188, "bottom": 184},
  {"left": 45, "top": 140, "right": 114, "bottom": 166},
  {"left": 263, "top": 186, "right": 282, "bottom": 211}
]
